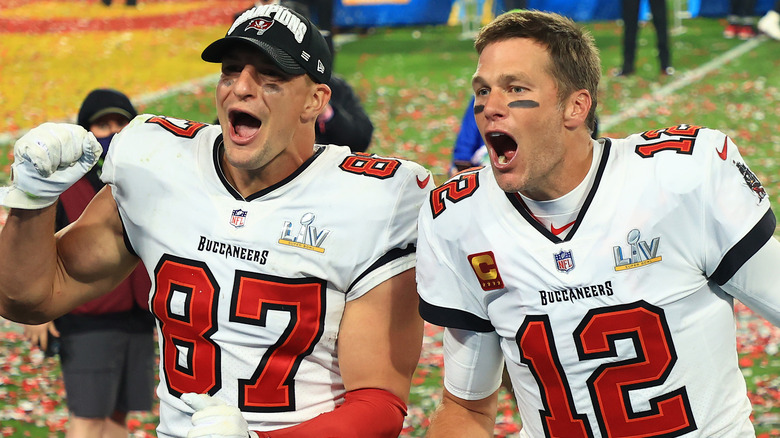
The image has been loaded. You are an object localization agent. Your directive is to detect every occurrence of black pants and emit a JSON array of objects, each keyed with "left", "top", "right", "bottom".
[
  {"left": 297, "top": 0, "right": 335, "bottom": 56},
  {"left": 502, "top": 0, "right": 528, "bottom": 10},
  {"left": 621, "top": 0, "right": 671, "bottom": 72},
  {"left": 729, "top": 0, "right": 757, "bottom": 17}
]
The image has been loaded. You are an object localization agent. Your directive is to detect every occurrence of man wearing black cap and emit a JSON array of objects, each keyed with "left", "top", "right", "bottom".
[
  {"left": 21, "top": 88, "right": 155, "bottom": 438},
  {"left": 0, "top": 5, "right": 431, "bottom": 438},
  {"left": 236, "top": 0, "right": 375, "bottom": 152},
  {"left": 20, "top": 88, "right": 155, "bottom": 438},
  {"left": 77, "top": 88, "right": 137, "bottom": 139}
]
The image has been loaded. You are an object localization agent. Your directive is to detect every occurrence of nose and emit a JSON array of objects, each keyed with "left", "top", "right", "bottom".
[
  {"left": 232, "top": 65, "right": 258, "bottom": 100},
  {"left": 481, "top": 91, "right": 507, "bottom": 122}
]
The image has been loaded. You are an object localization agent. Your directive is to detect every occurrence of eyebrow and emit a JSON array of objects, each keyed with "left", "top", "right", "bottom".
[{"left": 472, "top": 73, "right": 531, "bottom": 89}]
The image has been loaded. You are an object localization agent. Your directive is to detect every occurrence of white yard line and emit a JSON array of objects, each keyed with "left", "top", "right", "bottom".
[
  {"left": 133, "top": 73, "right": 220, "bottom": 107},
  {"left": 0, "top": 36, "right": 766, "bottom": 144},
  {"left": 0, "top": 33, "right": 362, "bottom": 144},
  {"left": 599, "top": 36, "right": 766, "bottom": 132}
]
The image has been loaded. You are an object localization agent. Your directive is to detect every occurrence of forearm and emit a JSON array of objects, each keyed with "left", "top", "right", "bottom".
[
  {"left": 426, "top": 389, "right": 497, "bottom": 438},
  {"left": 0, "top": 123, "right": 105, "bottom": 323},
  {"left": 0, "top": 206, "right": 59, "bottom": 322}
]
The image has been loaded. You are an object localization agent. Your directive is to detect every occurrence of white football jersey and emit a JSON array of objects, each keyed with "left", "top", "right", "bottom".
[
  {"left": 417, "top": 125, "right": 777, "bottom": 438},
  {"left": 102, "top": 115, "right": 432, "bottom": 437}
]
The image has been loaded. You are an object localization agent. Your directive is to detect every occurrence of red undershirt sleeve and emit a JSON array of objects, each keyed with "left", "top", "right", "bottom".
[{"left": 256, "top": 388, "right": 407, "bottom": 438}]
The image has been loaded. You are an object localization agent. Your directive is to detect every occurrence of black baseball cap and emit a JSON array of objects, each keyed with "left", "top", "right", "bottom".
[
  {"left": 201, "top": 4, "right": 332, "bottom": 84},
  {"left": 77, "top": 88, "right": 137, "bottom": 130}
]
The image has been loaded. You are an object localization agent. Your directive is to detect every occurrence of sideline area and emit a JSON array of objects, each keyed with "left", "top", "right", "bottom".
[
  {"left": 0, "top": 0, "right": 238, "bottom": 143},
  {"left": 1, "top": 3, "right": 780, "bottom": 437},
  {"left": 599, "top": 36, "right": 768, "bottom": 132}
]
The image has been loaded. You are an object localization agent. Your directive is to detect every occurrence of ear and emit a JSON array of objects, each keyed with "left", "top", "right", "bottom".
[
  {"left": 301, "top": 82, "right": 332, "bottom": 123},
  {"left": 563, "top": 89, "right": 591, "bottom": 130}
]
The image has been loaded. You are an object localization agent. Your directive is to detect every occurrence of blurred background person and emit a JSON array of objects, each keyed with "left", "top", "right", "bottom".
[
  {"left": 497, "top": 0, "right": 527, "bottom": 14},
  {"left": 724, "top": 0, "right": 758, "bottom": 39},
  {"left": 449, "top": 95, "right": 483, "bottom": 176},
  {"left": 22, "top": 88, "right": 155, "bottom": 438},
  {"left": 101, "top": 0, "right": 137, "bottom": 6},
  {"left": 299, "top": 0, "right": 336, "bottom": 57},
  {"left": 316, "top": 73, "right": 374, "bottom": 152},
  {"left": 618, "top": 0, "right": 673, "bottom": 76}
]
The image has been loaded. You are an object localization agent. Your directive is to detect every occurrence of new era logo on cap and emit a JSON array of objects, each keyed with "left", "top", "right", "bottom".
[{"left": 201, "top": 4, "right": 332, "bottom": 84}]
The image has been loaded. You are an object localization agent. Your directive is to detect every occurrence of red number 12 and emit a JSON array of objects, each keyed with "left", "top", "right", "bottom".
[{"left": 517, "top": 301, "right": 697, "bottom": 438}]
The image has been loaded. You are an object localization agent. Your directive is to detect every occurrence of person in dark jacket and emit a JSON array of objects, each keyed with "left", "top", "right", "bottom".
[
  {"left": 316, "top": 74, "right": 374, "bottom": 152},
  {"left": 22, "top": 88, "right": 155, "bottom": 438}
]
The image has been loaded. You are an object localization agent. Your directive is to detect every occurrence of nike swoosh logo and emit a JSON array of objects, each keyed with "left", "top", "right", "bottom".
[
  {"left": 550, "top": 220, "right": 576, "bottom": 236},
  {"left": 416, "top": 174, "right": 431, "bottom": 189},
  {"left": 717, "top": 138, "right": 728, "bottom": 160}
]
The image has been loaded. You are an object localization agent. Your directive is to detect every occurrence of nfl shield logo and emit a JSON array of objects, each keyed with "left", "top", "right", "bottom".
[
  {"left": 554, "top": 250, "right": 575, "bottom": 273},
  {"left": 230, "top": 209, "right": 247, "bottom": 228}
]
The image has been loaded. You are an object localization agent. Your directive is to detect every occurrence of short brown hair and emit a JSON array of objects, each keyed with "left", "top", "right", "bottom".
[{"left": 475, "top": 10, "right": 600, "bottom": 132}]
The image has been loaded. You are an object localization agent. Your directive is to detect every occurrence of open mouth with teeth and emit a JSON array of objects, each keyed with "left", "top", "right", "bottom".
[
  {"left": 229, "top": 109, "right": 262, "bottom": 140},
  {"left": 486, "top": 131, "right": 518, "bottom": 165}
]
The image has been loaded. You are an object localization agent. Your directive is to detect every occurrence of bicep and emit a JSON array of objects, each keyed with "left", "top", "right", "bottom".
[
  {"left": 55, "top": 186, "right": 139, "bottom": 310},
  {"left": 338, "top": 268, "right": 423, "bottom": 402}
]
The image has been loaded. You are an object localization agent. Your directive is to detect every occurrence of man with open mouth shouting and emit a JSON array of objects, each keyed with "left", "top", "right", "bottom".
[
  {"left": 416, "top": 9, "right": 780, "bottom": 438},
  {"left": 0, "top": 4, "right": 433, "bottom": 437}
]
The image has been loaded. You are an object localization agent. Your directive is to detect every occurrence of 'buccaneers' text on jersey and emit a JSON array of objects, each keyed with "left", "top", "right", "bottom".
[
  {"left": 418, "top": 125, "right": 777, "bottom": 438},
  {"left": 102, "top": 115, "right": 432, "bottom": 437}
]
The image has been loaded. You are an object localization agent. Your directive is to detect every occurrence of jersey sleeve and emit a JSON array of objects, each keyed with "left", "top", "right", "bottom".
[
  {"left": 442, "top": 328, "right": 504, "bottom": 400},
  {"left": 100, "top": 114, "right": 153, "bottom": 188},
  {"left": 701, "top": 129, "right": 775, "bottom": 284},
  {"left": 345, "top": 162, "right": 433, "bottom": 301},
  {"left": 416, "top": 193, "right": 494, "bottom": 332},
  {"left": 721, "top": 238, "right": 780, "bottom": 327}
]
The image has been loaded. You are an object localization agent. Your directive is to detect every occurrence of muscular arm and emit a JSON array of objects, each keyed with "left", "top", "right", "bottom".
[
  {"left": 257, "top": 268, "right": 423, "bottom": 438},
  {"left": 0, "top": 186, "right": 139, "bottom": 324},
  {"left": 339, "top": 267, "right": 423, "bottom": 400}
]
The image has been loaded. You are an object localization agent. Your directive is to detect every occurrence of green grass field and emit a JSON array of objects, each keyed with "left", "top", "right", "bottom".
[{"left": 1, "top": 10, "right": 779, "bottom": 438}]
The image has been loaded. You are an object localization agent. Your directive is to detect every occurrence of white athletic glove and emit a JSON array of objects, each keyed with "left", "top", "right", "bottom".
[
  {"left": 0, "top": 122, "right": 102, "bottom": 209},
  {"left": 181, "top": 393, "right": 259, "bottom": 438}
]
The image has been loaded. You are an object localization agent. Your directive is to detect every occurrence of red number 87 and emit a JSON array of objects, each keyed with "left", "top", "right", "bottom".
[{"left": 151, "top": 254, "right": 326, "bottom": 412}]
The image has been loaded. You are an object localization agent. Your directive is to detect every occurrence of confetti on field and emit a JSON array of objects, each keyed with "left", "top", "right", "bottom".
[{"left": 0, "top": 2, "right": 779, "bottom": 437}]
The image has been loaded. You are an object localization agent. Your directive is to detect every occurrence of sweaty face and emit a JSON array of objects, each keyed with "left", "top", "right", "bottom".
[
  {"left": 215, "top": 47, "right": 313, "bottom": 175},
  {"left": 472, "top": 38, "right": 568, "bottom": 199}
]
